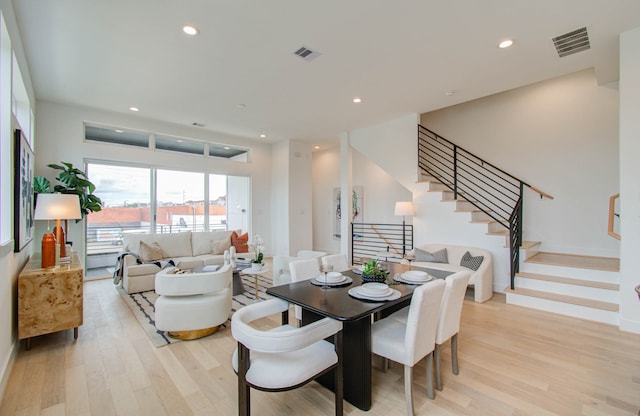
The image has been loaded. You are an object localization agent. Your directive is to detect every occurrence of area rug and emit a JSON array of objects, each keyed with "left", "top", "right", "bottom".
[{"left": 116, "top": 273, "right": 273, "bottom": 347}]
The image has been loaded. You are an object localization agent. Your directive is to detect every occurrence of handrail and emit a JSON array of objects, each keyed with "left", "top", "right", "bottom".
[
  {"left": 351, "top": 222, "right": 413, "bottom": 265},
  {"left": 608, "top": 193, "right": 620, "bottom": 240},
  {"left": 418, "top": 124, "right": 550, "bottom": 289}
]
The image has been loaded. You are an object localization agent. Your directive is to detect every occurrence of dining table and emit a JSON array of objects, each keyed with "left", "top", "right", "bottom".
[{"left": 266, "top": 262, "right": 453, "bottom": 411}]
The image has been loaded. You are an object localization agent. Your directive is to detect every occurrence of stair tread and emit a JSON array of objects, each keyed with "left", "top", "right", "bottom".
[
  {"left": 470, "top": 219, "right": 496, "bottom": 224},
  {"left": 504, "top": 240, "right": 541, "bottom": 249},
  {"left": 486, "top": 230, "right": 508, "bottom": 236},
  {"left": 504, "top": 286, "right": 619, "bottom": 312},
  {"left": 516, "top": 272, "right": 619, "bottom": 290},
  {"left": 526, "top": 252, "right": 620, "bottom": 272}
]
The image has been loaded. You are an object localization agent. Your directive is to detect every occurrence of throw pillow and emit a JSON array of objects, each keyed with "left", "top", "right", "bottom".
[
  {"left": 211, "top": 238, "right": 231, "bottom": 255},
  {"left": 231, "top": 231, "right": 249, "bottom": 253},
  {"left": 414, "top": 247, "right": 448, "bottom": 263},
  {"left": 139, "top": 241, "right": 164, "bottom": 263},
  {"left": 460, "top": 251, "right": 484, "bottom": 271}
]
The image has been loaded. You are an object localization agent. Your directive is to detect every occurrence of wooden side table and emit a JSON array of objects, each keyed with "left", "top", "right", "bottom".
[{"left": 18, "top": 253, "right": 84, "bottom": 350}]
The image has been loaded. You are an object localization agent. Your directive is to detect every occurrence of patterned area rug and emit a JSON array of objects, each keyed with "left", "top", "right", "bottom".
[{"left": 116, "top": 273, "right": 273, "bottom": 347}]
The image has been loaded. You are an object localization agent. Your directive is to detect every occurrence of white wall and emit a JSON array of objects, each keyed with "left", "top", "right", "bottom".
[
  {"left": 34, "top": 101, "right": 273, "bottom": 259},
  {"left": 271, "top": 141, "right": 289, "bottom": 256},
  {"left": 421, "top": 69, "right": 620, "bottom": 258},
  {"left": 0, "top": 0, "right": 36, "bottom": 403},
  {"left": 288, "top": 140, "right": 313, "bottom": 255},
  {"left": 619, "top": 27, "right": 640, "bottom": 334},
  {"left": 312, "top": 144, "right": 412, "bottom": 255}
]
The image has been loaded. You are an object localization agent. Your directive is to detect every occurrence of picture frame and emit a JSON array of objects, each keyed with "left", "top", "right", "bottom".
[{"left": 14, "top": 129, "right": 34, "bottom": 252}]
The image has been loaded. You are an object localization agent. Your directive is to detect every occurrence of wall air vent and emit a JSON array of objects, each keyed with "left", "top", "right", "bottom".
[
  {"left": 293, "top": 46, "right": 321, "bottom": 62},
  {"left": 552, "top": 27, "right": 590, "bottom": 58}
]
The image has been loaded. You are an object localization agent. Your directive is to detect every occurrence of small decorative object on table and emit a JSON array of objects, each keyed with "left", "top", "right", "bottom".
[
  {"left": 251, "top": 234, "right": 264, "bottom": 272},
  {"left": 361, "top": 258, "right": 388, "bottom": 283},
  {"left": 635, "top": 284, "right": 640, "bottom": 302}
]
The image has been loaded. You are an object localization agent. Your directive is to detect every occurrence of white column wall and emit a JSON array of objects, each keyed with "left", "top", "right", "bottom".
[
  {"left": 271, "top": 140, "right": 290, "bottom": 256},
  {"left": 619, "top": 26, "right": 640, "bottom": 334},
  {"left": 288, "top": 140, "right": 313, "bottom": 255}
]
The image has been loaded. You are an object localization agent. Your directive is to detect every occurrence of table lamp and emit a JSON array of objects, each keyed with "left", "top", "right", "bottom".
[
  {"left": 394, "top": 201, "right": 414, "bottom": 257},
  {"left": 34, "top": 193, "right": 82, "bottom": 268}
]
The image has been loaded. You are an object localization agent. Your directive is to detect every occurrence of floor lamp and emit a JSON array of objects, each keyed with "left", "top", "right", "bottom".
[
  {"left": 394, "top": 201, "right": 414, "bottom": 258},
  {"left": 34, "top": 193, "right": 82, "bottom": 268}
]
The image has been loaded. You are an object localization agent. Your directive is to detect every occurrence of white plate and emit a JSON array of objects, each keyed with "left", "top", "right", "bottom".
[
  {"left": 310, "top": 276, "right": 353, "bottom": 286},
  {"left": 403, "top": 270, "right": 428, "bottom": 281},
  {"left": 351, "top": 266, "right": 364, "bottom": 274},
  {"left": 318, "top": 273, "right": 346, "bottom": 284},
  {"left": 402, "top": 272, "right": 430, "bottom": 282},
  {"left": 394, "top": 273, "right": 433, "bottom": 285},
  {"left": 358, "top": 283, "right": 392, "bottom": 297},
  {"left": 348, "top": 287, "right": 401, "bottom": 301}
]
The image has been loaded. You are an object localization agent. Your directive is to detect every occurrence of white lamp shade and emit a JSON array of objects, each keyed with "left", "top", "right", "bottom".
[
  {"left": 34, "top": 193, "right": 82, "bottom": 220},
  {"left": 394, "top": 201, "right": 414, "bottom": 217}
]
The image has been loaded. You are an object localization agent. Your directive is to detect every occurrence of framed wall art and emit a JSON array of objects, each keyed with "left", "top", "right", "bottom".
[{"left": 14, "top": 128, "right": 34, "bottom": 252}]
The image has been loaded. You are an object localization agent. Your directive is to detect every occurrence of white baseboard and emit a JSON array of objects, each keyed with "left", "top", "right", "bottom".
[
  {"left": 0, "top": 338, "right": 18, "bottom": 405},
  {"left": 619, "top": 317, "right": 640, "bottom": 334}
]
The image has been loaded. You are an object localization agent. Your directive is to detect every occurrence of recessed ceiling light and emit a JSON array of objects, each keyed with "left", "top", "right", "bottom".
[
  {"left": 182, "top": 25, "right": 199, "bottom": 36},
  {"left": 498, "top": 39, "right": 514, "bottom": 49},
  {"left": 353, "top": 97, "right": 362, "bottom": 103},
  {"left": 177, "top": 139, "right": 183, "bottom": 143},
  {"left": 260, "top": 134, "right": 267, "bottom": 138},
  {"left": 237, "top": 103, "right": 247, "bottom": 109},
  {"left": 314, "top": 146, "right": 320, "bottom": 150},
  {"left": 445, "top": 90, "right": 455, "bottom": 96},
  {"left": 114, "top": 129, "right": 124, "bottom": 133},
  {"left": 224, "top": 146, "right": 230, "bottom": 150},
  {"left": 129, "top": 106, "right": 139, "bottom": 112}
]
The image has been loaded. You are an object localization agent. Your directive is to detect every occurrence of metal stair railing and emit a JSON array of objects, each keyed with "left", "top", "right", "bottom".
[
  {"left": 351, "top": 222, "right": 413, "bottom": 265},
  {"left": 418, "top": 124, "right": 552, "bottom": 289}
]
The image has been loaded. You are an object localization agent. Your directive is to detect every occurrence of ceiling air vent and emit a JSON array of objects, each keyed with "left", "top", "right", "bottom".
[
  {"left": 552, "top": 27, "right": 590, "bottom": 58},
  {"left": 293, "top": 46, "right": 321, "bottom": 62}
]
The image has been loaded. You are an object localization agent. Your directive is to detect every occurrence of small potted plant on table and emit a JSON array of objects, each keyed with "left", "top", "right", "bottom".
[
  {"left": 361, "top": 258, "right": 388, "bottom": 283},
  {"left": 251, "top": 235, "right": 264, "bottom": 272}
]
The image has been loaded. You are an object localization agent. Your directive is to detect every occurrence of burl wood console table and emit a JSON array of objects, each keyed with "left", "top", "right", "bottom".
[{"left": 18, "top": 253, "right": 83, "bottom": 350}]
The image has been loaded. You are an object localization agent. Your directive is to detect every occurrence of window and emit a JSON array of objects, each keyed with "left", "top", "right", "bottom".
[
  {"left": 84, "top": 123, "right": 249, "bottom": 161},
  {"left": 85, "top": 161, "right": 250, "bottom": 274}
]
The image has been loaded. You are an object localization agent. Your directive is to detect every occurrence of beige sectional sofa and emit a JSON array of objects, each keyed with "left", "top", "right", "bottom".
[
  {"left": 406, "top": 243, "right": 493, "bottom": 303},
  {"left": 119, "top": 230, "right": 255, "bottom": 294}
]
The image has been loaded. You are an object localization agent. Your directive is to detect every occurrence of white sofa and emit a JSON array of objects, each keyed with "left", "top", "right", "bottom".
[
  {"left": 406, "top": 243, "right": 493, "bottom": 303},
  {"left": 120, "top": 230, "right": 255, "bottom": 294}
]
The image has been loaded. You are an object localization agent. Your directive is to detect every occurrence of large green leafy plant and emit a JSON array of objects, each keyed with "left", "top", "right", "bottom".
[{"left": 34, "top": 162, "right": 102, "bottom": 221}]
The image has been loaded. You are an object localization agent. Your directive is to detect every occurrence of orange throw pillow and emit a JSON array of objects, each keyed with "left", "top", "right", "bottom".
[{"left": 231, "top": 231, "right": 249, "bottom": 253}]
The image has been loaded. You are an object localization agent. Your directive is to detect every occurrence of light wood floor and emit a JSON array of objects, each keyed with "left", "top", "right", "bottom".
[{"left": 2, "top": 279, "right": 639, "bottom": 416}]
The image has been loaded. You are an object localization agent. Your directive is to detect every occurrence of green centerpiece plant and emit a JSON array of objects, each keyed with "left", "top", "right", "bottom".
[{"left": 361, "top": 258, "right": 388, "bottom": 283}]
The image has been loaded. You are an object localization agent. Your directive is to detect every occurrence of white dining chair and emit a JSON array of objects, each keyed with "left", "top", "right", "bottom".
[
  {"left": 434, "top": 270, "right": 472, "bottom": 391},
  {"left": 289, "top": 257, "right": 321, "bottom": 321},
  {"left": 321, "top": 253, "right": 350, "bottom": 273},
  {"left": 232, "top": 298, "right": 344, "bottom": 416},
  {"left": 371, "top": 278, "right": 446, "bottom": 415}
]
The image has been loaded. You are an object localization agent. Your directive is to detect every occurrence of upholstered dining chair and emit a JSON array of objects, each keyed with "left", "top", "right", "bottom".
[
  {"left": 289, "top": 257, "right": 322, "bottom": 321},
  {"left": 321, "top": 253, "right": 350, "bottom": 273},
  {"left": 231, "top": 298, "right": 344, "bottom": 416},
  {"left": 434, "top": 270, "right": 472, "bottom": 391},
  {"left": 272, "top": 250, "right": 327, "bottom": 286},
  {"left": 371, "top": 278, "right": 446, "bottom": 415}
]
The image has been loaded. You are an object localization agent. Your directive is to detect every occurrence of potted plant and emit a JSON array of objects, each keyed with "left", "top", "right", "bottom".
[
  {"left": 251, "top": 235, "right": 264, "bottom": 271},
  {"left": 361, "top": 258, "right": 388, "bottom": 282},
  {"left": 36, "top": 162, "right": 102, "bottom": 221}
]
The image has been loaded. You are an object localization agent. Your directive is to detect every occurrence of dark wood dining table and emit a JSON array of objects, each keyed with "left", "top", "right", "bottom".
[{"left": 266, "top": 263, "right": 453, "bottom": 411}]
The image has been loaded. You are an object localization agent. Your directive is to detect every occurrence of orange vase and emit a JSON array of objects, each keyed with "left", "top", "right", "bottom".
[{"left": 41, "top": 233, "right": 56, "bottom": 268}]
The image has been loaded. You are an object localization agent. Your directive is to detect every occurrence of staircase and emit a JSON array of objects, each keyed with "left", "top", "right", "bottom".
[{"left": 423, "top": 173, "right": 621, "bottom": 324}]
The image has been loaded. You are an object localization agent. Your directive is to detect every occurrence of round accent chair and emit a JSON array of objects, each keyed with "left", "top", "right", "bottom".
[{"left": 155, "top": 264, "right": 233, "bottom": 340}]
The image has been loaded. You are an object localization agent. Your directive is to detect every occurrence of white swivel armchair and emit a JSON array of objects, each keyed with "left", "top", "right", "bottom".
[
  {"left": 232, "top": 298, "right": 344, "bottom": 416},
  {"left": 434, "top": 270, "right": 472, "bottom": 391},
  {"left": 321, "top": 253, "right": 350, "bottom": 273},
  {"left": 155, "top": 264, "right": 232, "bottom": 340},
  {"left": 371, "top": 279, "right": 446, "bottom": 415}
]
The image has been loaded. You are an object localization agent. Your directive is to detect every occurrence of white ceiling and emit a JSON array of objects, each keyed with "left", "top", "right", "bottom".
[{"left": 11, "top": 0, "right": 640, "bottom": 144}]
